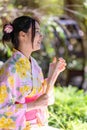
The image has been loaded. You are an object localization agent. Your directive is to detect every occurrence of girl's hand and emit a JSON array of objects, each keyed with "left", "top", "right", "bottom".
[
  {"left": 47, "top": 57, "right": 67, "bottom": 90},
  {"left": 27, "top": 94, "right": 49, "bottom": 111},
  {"left": 57, "top": 57, "right": 67, "bottom": 73},
  {"left": 34, "top": 94, "right": 49, "bottom": 108},
  {"left": 48, "top": 57, "right": 66, "bottom": 80}
]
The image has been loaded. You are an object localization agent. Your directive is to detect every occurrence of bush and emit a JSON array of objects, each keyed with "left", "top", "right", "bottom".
[{"left": 48, "top": 86, "right": 87, "bottom": 130}]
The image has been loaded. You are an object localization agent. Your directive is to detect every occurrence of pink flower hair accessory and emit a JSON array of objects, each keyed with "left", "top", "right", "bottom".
[{"left": 4, "top": 24, "right": 13, "bottom": 33}]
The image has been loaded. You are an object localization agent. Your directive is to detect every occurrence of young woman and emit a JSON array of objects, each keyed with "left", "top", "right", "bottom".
[{"left": 0, "top": 16, "right": 66, "bottom": 130}]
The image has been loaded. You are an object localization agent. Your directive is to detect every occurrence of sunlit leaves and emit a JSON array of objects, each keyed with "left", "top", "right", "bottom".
[{"left": 48, "top": 86, "right": 87, "bottom": 129}]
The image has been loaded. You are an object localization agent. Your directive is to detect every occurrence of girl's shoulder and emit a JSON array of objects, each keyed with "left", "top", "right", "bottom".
[{"left": 0, "top": 54, "right": 17, "bottom": 79}]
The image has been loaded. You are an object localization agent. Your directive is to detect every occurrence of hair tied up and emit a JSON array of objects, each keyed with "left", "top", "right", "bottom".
[{"left": 4, "top": 24, "right": 13, "bottom": 34}]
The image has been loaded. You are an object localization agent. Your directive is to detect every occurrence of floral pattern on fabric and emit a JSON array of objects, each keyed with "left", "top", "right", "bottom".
[
  {"left": 0, "top": 49, "right": 48, "bottom": 130},
  {"left": 0, "top": 84, "right": 8, "bottom": 103}
]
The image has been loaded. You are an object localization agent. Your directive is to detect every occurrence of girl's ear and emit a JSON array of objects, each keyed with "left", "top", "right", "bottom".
[{"left": 19, "top": 31, "right": 26, "bottom": 38}]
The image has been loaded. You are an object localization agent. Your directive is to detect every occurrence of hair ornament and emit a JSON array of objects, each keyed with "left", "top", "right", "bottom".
[{"left": 4, "top": 24, "right": 13, "bottom": 33}]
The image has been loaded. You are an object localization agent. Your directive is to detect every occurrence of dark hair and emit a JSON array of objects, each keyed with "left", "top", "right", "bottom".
[{"left": 2, "top": 16, "right": 40, "bottom": 49}]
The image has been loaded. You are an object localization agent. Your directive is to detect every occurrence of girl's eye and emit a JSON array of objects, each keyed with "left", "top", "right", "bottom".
[
  {"left": 36, "top": 30, "right": 40, "bottom": 33},
  {"left": 35, "top": 30, "right": 41, "bottom": 34}
]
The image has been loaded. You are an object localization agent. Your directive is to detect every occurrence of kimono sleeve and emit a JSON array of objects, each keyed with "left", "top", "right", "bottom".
[
  {"left": 0, "top": 73, "right": 27, "bottom": 129},
  {"left": 39, "top": 66, "right": 55, "bottom": 105},
  {"left": 36, "top": 63, "right": 47, "bottom": 93}
]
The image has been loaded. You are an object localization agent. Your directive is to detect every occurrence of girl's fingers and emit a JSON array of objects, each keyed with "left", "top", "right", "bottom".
[
  {"left": 59, "top": 59, "right": 67, "bottom": 67},
  {"left": 59, "top": 57, "right": 66, "bottom": 63},
  {"left": 52, "top": 57, "right": 66, "bottom": 65},
  {"left": 50, "top": 57, "right": 67, "bottom": 70},
  {"left": 52, "top": 57, "right": 57, "bottom": 63},
  {"left": 58, "top": 61, "right": 67, "bottom": 66},
  {"left": 58, "top": 65, "right": 66, "bottom": 72}
]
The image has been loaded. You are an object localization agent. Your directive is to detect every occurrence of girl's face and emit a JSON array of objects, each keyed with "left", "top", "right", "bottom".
[
  {"left": 20, "top": 21, "right": 43, "bottom": 54},
  {"left": 32, "top": 22, "right": 43, "bottom": 51}
]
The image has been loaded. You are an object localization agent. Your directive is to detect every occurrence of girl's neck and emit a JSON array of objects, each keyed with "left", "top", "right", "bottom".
[{"left": 18, "top": 46, "right": 32, "bottom": 59}]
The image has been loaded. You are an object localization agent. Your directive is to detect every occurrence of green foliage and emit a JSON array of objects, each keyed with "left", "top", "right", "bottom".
[
  {"left": 14, "top": 0, "right": 64, "bottom": 15},
  {"left": 48, "top": 86, "right": 87, "bottom": 130},
  {"left": 0, "top": 42, "right": 12, "bottom": 62}
]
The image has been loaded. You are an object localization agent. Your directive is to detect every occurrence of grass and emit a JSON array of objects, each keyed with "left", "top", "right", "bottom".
[{"left": 48, "top": 86, "right": 87, "bottom": 130}]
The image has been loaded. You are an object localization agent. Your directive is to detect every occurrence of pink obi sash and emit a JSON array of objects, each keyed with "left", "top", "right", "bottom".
[
  {"left": 25, "top": 95, "right": 39, "bottom": 121},
  {"left": 15, "top": 95, "right": 41, "bottom": 121}
]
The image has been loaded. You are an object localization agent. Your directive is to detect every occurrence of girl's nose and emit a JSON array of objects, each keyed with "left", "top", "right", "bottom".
[{"left": 40, "top": 33, "right": 43, "bottom": 39}]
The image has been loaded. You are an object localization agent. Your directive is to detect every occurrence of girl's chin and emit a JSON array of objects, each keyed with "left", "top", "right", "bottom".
[
  {"left": 33, "top": 47, "right": 41, "bottom": 51},
  {"left": 36, "top": 44, "right": 41, "bottom": 49}
]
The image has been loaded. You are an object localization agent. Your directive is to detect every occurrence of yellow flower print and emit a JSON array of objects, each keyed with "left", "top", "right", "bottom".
[
  {"left": 38, "top": 86, "right": 42, "bottom": 93},
  {"left": 16, "top": 104, "right": 23, "bottom": 109},
  {"left": 8, "top": 76, "right": 14, "bottom": 87},
  {"left": 20, "top": 86, "right": 30, "bottom": 95},
  {"left": 15, "top": 104, "right": 24, "bottom": 112},
  {"left": 5, "top": 112, "right": 13, "bottom": 117},
  {"left": 42, "top": 79, "right": 47, "bottom": 93},
  {"left": 0, "top": 68, "right": 4, "bottom": 76},
  {"left": 27, "top": 88, "right": 36, "bottom": 97},
  {"left": 15, "top": 58, "right": 31, "bottom": 78},
  {"left": 0, "top": 116, "right": 16, "bottom": 129},
  {"left": 23, "top": 121, "right": 30, "bottom": 130},
  {"left": 0, "top": 85, "right": 8, "bottom": 104}
]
